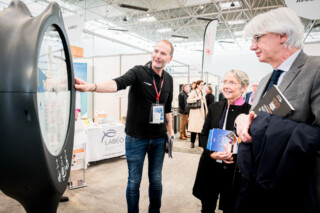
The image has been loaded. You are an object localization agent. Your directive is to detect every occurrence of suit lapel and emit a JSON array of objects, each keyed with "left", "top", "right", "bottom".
[
  {"left": 251, "top": 51, "right": 307, "bottom": 110},
  {"left": 251, "top": 73, "right": 271, "bottom": 109},
  {"left": 278, "top": 51, "right": 307, "bottom": 93}
]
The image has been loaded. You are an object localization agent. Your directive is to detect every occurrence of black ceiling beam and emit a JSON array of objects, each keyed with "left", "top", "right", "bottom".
[
  {"left": 171, "top": 34, "right": 189, "bottom": 39},
  {"left": 119, "top": 4, "right": 149, "bottom": 12},
  {"left": 108, "top": 28, "right": 128, "bottom": 32},
  {"left": 197, "top": 17, "right": 218, "bottom": 21}
]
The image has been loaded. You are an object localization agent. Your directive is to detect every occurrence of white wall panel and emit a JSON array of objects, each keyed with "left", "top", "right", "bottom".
[
  {"left": 93, "top": 56, "right": 121, "bottom": 121},
  {"left": 119, "top": 54, "right": 152, "bottom": 119}
]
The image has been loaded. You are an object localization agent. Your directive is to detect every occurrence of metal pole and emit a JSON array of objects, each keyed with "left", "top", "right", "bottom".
[
  {"left": 188, "top": 65, "right": 190, "bottom": 84},
  {"left": 303, "top": 20, "right": 317, "bottom": 43}
]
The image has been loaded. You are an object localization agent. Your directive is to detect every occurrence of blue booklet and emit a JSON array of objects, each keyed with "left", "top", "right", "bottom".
[{"left": 206, "top": 128, "right": 238, "bottom": 153}]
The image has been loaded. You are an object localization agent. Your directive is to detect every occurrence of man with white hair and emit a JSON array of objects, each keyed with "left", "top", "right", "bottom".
[
  {"left": 235, "top": 7, "right": 320, "bottom": 213},
  {"left": 244, "top": 82, "right": 258, "bottom": 104}
]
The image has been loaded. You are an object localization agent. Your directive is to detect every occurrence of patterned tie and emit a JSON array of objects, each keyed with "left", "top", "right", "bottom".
[
  {"left": 250, "top": 92, "right": 254, "bottom": 104},
  {"left": 265, "top": 69, "right": 284, "bottom": 93}
]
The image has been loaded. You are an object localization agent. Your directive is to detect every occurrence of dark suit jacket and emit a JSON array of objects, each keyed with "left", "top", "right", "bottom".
[
  {"left": 244, "top": 91, "right": 253, "bottom": 103},
  {"left": 247, "top": 51, "right": 320, "bottom": 211},
  {"left": 178, "top": 91, "right": 189, "bottom": 114},
  {"left": 237, "top": 112, "right": 320, "bottom": 213}
]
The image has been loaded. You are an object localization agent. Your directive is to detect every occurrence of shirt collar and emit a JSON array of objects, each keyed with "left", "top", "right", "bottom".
[
  {"left": 277, "top": 49, "right": 301, "bottom": 72},
  {"left": 234, "top": 96, "right": 245, "bottom": 106}
]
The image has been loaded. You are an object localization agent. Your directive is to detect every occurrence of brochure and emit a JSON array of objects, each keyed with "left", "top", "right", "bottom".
[
  {"left": 252, "top": 85, "right": 295, "bottom": 116},
  {"left": 206, "top": 128, "right": 238, "bottom": 153}
]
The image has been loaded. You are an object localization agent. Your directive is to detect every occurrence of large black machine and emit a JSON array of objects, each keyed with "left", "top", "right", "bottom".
[{"left": 0, "top": 1, "right": 75, "bottom": 212}]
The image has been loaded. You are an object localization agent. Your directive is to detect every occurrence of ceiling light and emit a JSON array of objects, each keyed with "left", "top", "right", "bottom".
[
  {"left": 197, "top": 17, "right": 218, "bottom": 21},
  {"left": 108, "top": 28, "right": 128, "bottom": 32},
  {"left": 157, "top": 28, "right": 173, "bottom": 33},
  {"left": 171, "top": 35, "right": 189, "bottom": 39},
  {"left": 228, "top": 20, "right": 246, "bottom": 25},
  {"left": 218, "top": 40, "right": 235, "bottom": 44},
  {"left": 119, "top": 3, "right": 149, "bottom": 12},
  {"left": 219, "top": 1, "right": 240, "bottom": 10},
  {"left": 138, "top": 16, "right": 157, "bottom": 22}
]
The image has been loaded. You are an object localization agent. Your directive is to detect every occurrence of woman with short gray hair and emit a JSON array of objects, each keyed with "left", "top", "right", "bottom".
[{"left": 192, "top": 69, "right": 250, "bottom": 213}]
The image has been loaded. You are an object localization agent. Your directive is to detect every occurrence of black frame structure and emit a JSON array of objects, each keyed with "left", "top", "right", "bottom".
[{"left": 0, "top": 1, "right": 75, "bottom": 212}]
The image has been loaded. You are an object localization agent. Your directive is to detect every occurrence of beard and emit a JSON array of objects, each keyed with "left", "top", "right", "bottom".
[{"left": 152, "top": 60, "right": 164, "bottom": 69}]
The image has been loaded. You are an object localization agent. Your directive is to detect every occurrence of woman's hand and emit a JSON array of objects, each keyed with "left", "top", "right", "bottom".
[
  {"left": 210, "top": 151, "right": 232, "bottom": 161},
  {"left": 209, "top": 145, "right": 234, "bottom": 164}
]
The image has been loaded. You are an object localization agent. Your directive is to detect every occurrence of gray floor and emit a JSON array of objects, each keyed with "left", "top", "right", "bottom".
[{"left": 0, "top": 137, "right": 222, "bottom": 213}]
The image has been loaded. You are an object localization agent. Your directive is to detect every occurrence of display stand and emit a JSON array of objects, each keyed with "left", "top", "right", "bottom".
[{"left": 69, "top": 143, "right": 87, "bottom": 189}]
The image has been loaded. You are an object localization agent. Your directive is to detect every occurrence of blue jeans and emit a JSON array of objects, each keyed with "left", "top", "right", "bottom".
[{"left": 125, "top": 134, "right": 166, "bottom": 213}]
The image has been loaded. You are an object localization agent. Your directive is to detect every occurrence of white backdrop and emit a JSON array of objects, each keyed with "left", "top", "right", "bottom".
[{"left": 74, "top": 53, "right": 152, "bottom": 121}]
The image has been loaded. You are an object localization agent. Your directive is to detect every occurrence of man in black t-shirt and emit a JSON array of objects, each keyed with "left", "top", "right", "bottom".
[{"left": 75, "top": 40, "right": 174, "bottom": 213}]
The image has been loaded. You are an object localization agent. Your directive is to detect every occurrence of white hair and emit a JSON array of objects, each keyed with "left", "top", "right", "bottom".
[
  {"left": 243, "top": 7, "right": 304, "bottom": 49},
  {"left": 226, "top": 69, "right": 249, "bottom": 87}
]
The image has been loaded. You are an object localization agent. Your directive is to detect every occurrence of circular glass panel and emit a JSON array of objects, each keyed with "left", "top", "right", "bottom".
[{"left": 37, "top": 25, "right": 70, "bottom": 156}]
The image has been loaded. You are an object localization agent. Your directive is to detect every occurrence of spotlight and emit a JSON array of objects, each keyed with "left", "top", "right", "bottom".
[{"left": 230, "top": 2, "right": 235, "bottom": 7}]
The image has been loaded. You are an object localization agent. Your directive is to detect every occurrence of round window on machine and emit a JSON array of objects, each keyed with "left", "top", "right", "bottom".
[
  {"left": 0, "top": 1, "right": 75, "bottom": 213},
  {"left": 37, "top": 25, "right": 71, "bottom": 157}
]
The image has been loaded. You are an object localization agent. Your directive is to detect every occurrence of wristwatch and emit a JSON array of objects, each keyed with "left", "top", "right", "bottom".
[{"left": 0, "top": 2, "right": 75, "bottom": 212}]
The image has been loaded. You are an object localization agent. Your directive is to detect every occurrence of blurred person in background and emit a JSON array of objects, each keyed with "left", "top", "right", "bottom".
[
  {"left": 245, "top": 81, "right": 258, "bottom": 104},
  {"left": 205, "top": 85, "right": 215, "bottom": 107},
  {"left": 218, "top": 88, "right": 225, "bottom": 101},
  {"left": 187, "top": 80, "right": 208, "bottom": 148},
  {"left": 178, "top": 84, "right": 190, "bottom": 140}
]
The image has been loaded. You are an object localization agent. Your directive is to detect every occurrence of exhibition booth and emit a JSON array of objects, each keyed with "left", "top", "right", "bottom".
[
  {"left": 72, "top": 120, "right": 125, "bottom": 170},
  {"left": 1, "top": 0, "right": 320, "bottom": 212}
]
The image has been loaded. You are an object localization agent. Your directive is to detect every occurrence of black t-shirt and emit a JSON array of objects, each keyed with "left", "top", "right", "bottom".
[{"left": 114, "top": 62, "right": 173, "bottom": 139}]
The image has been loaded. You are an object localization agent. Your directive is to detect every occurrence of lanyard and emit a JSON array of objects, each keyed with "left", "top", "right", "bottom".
[{"left": 153, "top": 77, "right": 164, "bottom": 103}]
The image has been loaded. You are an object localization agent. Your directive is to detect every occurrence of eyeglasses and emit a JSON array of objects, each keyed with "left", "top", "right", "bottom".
[
  {"left": 221, "top": 80, "right": 241, "bottom": 87},
  {"left": 252, "top": 34, "right": 265, "bottom": 44}
]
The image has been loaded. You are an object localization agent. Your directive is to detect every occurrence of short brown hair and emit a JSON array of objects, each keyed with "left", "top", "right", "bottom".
[
  {"left": 191, "top": 81, "right": 197, "bottom": 89},
  {"left": 196, "top": 80, "right": 204, "bottom": 88},
  {"left": 157, "top": 40, "right": 174, "bottom": 57}
]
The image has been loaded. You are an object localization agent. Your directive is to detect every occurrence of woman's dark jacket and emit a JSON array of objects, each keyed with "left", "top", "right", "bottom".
[
  {"left": 192, "top": 100, "right": 251, "bottom": 209},
  {"left": 205, "top": 93, "right": 215, "bottom": 107}
]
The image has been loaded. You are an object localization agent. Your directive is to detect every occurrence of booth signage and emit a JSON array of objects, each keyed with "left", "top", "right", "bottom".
[{"left": 285, "top": 0, "right": 320, "bottom": 20}]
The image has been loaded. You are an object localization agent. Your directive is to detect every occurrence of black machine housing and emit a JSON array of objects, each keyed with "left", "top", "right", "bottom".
[{"left": 0, "top": 1, "right": 75, "bottom": 212}]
